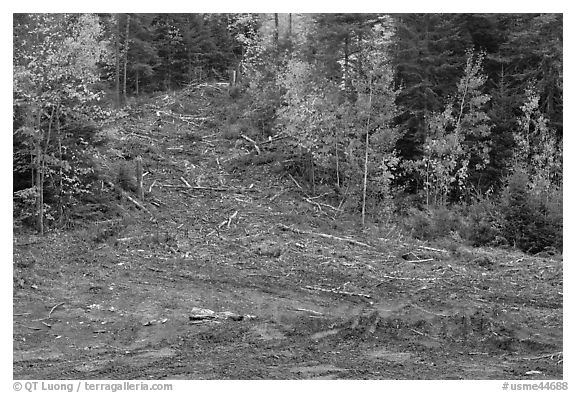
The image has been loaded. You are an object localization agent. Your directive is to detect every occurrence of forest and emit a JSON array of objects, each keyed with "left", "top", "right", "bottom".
[
  {"left": 12, "top": 13, "right": 564, "bottom": 381},
  {"left": 13, "top": 13, "right": 562, "bottom": 254}
]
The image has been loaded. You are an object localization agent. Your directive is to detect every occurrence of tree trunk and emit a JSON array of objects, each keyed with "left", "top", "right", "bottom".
[
  {"left": 57, "top": 114, "right": 63, "bottom": 222},
  {"left": 34, "top": 106, "right": 43, "bottom": 235},
  {"left": 335, "top": 130, "right": 340, "bottom": 189},
  {"left": 36, "top": 142, "right": 43, "bottom": 235},
  {"left": 357, "top": 31, "right": 363, "bottom": 79},
  {"left": 123, "top": 14, "right": 130, "bottom": 103},
  {"left": 274, "top": 13, "right": 279, "bottom": 46},
  {"left": 310, "top": 152, "right": 316, "bottom": 197},
  {"left": 361, "top": 79, "right": 373, "bottom": 227},
  {"left": 425, "top": 159, "right": 430, "bottom": 209},
  {"left": 135, "top": 156, "right": 144, "bottom": 200},
  {"left": 135, "top": 69, "right": 139, "bottom": 96},
  {"left": 37, "top": 103, "right": 59, "bottom": 233},
  {"left": 115, "top": 14, "right": 121, "bottom": 108},
  {"left": 288, "top": 13, "right": 292, "bottom": 37}
]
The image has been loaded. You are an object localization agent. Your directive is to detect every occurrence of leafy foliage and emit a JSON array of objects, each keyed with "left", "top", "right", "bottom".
[
  {"left": 12, "top": 13, "right": 562, "bottom": 255},
  {"left": 13, "top": 14, "right": 111, "bottom": 229},
  {"left": 407, "top": 50, "right": 492, "bottom": 206},
  {"left": 514, "top": 83, "right": 562, "bottom": 192}
]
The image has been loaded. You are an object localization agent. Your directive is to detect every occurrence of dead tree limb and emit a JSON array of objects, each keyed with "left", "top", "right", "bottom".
[
  {"left": 418, "top": 245, "right": 449, "bottom": 253},
  {"left": 522, "top": 352, "right": 563, "bottom": 361},
  {"left": 135, "top": 156, "right": 144, "bottom": 200},
  {"left": 304, "top": 285, "right": 372, "bottom": 299},
  {"left": 288, "top": 174, "right": 302, "bottom": 189},
  {"left": 48, "top": 302, "right": 65, "bottom": 318},
  {"left": 123, "top": 192, "right": 150, "bottom": 213},
  {"left": 302, "top": 197, "right": 323, "bottom": 212},
  {"left": 378, "top": 274, "right": 439, "bottom": 282},
  {"left": 15, "top": 322, "right": 42, "bottom": 331},
  {"left": 159, "top": 184, "right": 258, "bottom": 193},
  {"left": 180, "top": 177, "right": 192, "bottom": 188},
  {"left": 304, "top": 197, "right": 342, "bottom": 212},
  {"left": 405, "top": 258, "right": 434, "bottom": 263},
  {"left": 240, "top": 134, "right": 261, "bottom": 155},
  {"left": 293, "top": 307, "right": 323, "bottom": 315},
  {"left": 278, "top": 224, "right": 372, "bottom": 248},
  {"left": 148, "top": 179, "right": 157, "bottom": 193}
]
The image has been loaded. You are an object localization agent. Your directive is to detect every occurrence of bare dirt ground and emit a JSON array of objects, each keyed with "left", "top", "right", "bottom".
[{"left": 13, "top": 87, "right": 563, "bottom": 380}]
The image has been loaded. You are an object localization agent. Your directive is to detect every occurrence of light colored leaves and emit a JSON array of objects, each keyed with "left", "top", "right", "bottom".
[{"left": 411, "top": 49, "right": 492, "bottom": 205}]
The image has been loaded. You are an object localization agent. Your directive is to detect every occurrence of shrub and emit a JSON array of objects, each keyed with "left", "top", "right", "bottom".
[
  {"left": 460, "top": 195, "right": 504, "bottom": 247},
  {"left": 403, "top": 205, "right": 463, "bottom": 241},
  {"left": 500, "top": 168, "right": 562, "bottom": 254},
  {"left": 403, "top": 208, "right": 433, "bottom": 240}
]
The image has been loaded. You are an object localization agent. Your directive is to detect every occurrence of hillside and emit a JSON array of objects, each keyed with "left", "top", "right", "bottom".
[{"left": 13, "top": 85, "right": 563, "bottom": 380}]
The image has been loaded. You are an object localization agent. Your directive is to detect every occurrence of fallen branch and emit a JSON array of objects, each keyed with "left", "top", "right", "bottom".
[
  {"left": 522, "top": 352, "right": 563, "bottom": 361},
  {"left": 405, "top": 258, "right": 434, "bottom": 263},
  {"left": 240, "top": 134, "right": 261, "bottom": 155},
  {"left": 278, "top": 224, "right": 372, "bottom": 248},
  {"left": 159, "top": 183, "right": 257, "bottom": 193},
  {"left": 48, "top": 302, "right": 65, "bottom": 319},
  {"left": 293, "top": 307, "right": 324, "bottom": 316},
  {"left": 219, "top": 210, "right": 238, "bottom": 229},
  {"left": 15, "top": 322, "right": 42, "bottom": 331},
  {"left": 180, "top": 177, "right": 192, "bottom": 188},
  {"left": 410, "top": 328, "right": 425, "bottom": 336},
  {"left": 303, "top": 197, "right": 323, "bottom": 212},
  {"left": 305, "top": 197, "right": 342, "bottom": 212},
  {"left": 418, "top": 245, "right": 449, "bottom": 253},
  {"left": 304, "top": 285, "right": 372, "bottom": 299},
  {"left": 117, "top": 186, "right": 151, "bottom": 214},
  {"left": 148, "top": 179, "right": 157, "bottom": 193},
  {"left": 227, "top": 211, "right": 238, "bottom": 229},
  {"left": 378, "top": 274, "right": 439, "bottom": 282},
  {"left": 160, "top": 184, "right": 228, "bottom": 191},
  {"left": 288, "top": 173, "right": 302, "bottom": 189}
]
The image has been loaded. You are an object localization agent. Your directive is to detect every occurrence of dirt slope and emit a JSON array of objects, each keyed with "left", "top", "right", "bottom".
[{"left": 13, "top": 86, "right": 563, "bottom": 380}]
